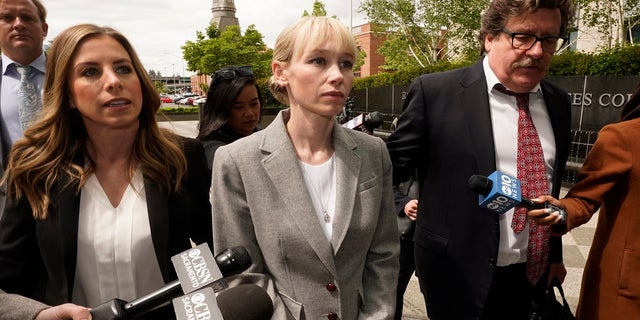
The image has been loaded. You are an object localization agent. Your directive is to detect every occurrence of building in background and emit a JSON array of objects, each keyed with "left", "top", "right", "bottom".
[
  {"left": 211, "top": 0, "right": 239, "bottom": 32},
  {"left": 190, "top": 0, "right": 240, "bottom": 96},
  {"left": 352, "top": 23, "right": 386, "bottom": 77}
]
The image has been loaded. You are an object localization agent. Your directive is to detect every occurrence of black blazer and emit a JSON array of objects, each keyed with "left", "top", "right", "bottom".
[
  {"left": 0, "top": 137, "right": 212, "bottom": 318},
  {"left": 386, "top": 60, "right": 571, "bottom": 319}
]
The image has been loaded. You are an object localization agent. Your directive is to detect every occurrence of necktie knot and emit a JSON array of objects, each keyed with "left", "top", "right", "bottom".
[
  {"left": 15, "top": 65, "right": 32, "bottom": 80},
  {"left": 494, "top": 83, "right": 529, "bottom": 110}
]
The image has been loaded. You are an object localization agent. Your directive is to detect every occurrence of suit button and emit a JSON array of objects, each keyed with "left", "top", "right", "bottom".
[
  {"left": 327, "top": 312, "right": 337, "bottom": 320},
  {"left": 326, "top": 282, "right": 337, "bottom": 292},
  {"left": 488, "top": 258, "right": 496, "bottom": 266}
]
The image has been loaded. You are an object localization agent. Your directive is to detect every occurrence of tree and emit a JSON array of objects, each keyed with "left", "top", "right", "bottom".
[
  {"left": 359, "top": 0, "right": 488, "bottom": 71},
  {"left": 301, "top": 1, "right": 363, "bottom": 70},
  {"left": 181, "top": 24, "right": 272, "bottom": 79},
  {"left": 303, "top": 0, "right": 328, "bottom": 17},
  {"left": 574, "top": 0, "right": 640, "bottom": 49}
]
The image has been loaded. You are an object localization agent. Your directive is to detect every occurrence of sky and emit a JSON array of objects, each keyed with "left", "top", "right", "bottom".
[{"left": 45, "top": 0, "right": 368, "bottom": 77}]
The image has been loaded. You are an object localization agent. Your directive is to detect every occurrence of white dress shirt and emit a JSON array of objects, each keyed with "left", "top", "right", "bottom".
[
  {"left": 482, "top": 56, "right": 557, "bottom": 266},
  {"left": 72, "top": 170, "right": 164, "bottom": 307},
  {"left": 0, "top": 53, "right": 46, "bottom": 145}
]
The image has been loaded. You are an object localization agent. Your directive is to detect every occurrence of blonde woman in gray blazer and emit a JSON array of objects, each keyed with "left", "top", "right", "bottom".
[{"left": 211, "top": 16, "right": 399, "bottom": 320}]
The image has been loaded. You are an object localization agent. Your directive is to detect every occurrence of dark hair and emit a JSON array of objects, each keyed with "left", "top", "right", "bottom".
[
  {"left": 30, "top": 0, "right": 47, "bottom": 23},
  {"left": 621, "top": 82, "right": 640, "bottom": 121},
  {"left": 478, "top": 0, "right": 575, "bottom": 55},
  {"left": 196, "top": 66, "right": 263, "bottom": 140}
]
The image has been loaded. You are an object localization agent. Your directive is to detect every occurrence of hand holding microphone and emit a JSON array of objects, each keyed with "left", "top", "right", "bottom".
[
  {"left": 526, "top": 194, "right": 569, "bottom": 232},
  {"left": 90, "top": 244, "right": 254, "bottom": 320},
  {"left": 467, "top": 171, "right": 567, "bottom": 232}
]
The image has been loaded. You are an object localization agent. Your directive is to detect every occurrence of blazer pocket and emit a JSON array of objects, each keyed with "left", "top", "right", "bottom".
[
  {"left": 619, "top": 248, "right": 639, "bottom": 297},
  {"left": 414, "top": 225, "right": 448, "bottom": 256},
  {"left": 279, "top": 291, "right": 303, "bottom": 319},
  {"left": 358, "top": 176, "right": 378, "bottom": 192}
]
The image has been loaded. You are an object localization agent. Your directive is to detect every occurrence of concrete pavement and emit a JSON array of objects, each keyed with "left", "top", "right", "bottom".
[{"left": 158, "top": 119, "right": 595, "bottom": 320}]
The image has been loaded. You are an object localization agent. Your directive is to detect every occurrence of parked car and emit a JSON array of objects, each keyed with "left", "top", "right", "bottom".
[
  {"left": 160, "top": 96, "right": 173, "bottom": 103},
  {"left": 175, "top": 93, "right": 199, "bottom": 105},
  {"left": 192, "top": 97, "right": 207, "bottom": 106}
]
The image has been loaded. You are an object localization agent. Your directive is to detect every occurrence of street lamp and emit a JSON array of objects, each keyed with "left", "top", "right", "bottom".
[{"left": 172, "top": 64, "right": 176, "bottom": 93}]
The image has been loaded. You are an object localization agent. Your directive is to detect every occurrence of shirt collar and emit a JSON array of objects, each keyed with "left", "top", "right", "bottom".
[
  {"left": 2, "top": 52, "right": 46, "bottom": 75},
  {"left": 482, "top": 55, "right": 541, "bottom": 95}
]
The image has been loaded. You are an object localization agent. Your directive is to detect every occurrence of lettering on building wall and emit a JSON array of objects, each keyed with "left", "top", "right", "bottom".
[{"left": 568, "top": 92, "right": 633, "bottom": 108}]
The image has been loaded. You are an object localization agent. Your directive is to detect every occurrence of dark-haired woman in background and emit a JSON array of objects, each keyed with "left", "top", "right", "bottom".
[
  {"left": 530, "top": 82, "right": 640, "bottom": 319},
  {"left": 197, "top": 65, "right": 262, "bottom": 170}
]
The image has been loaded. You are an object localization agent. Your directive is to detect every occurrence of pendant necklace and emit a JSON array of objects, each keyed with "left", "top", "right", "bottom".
[{"left": 304, "top": 155, "right": 335, "bottom": 223}]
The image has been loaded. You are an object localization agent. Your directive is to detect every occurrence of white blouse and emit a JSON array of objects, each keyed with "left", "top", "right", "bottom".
[
  {"left": 72, "top": 170, "right": 164, "bottom": 307},
  {"left": 299, "top": 154, "right": 337, "bottom": 241}
]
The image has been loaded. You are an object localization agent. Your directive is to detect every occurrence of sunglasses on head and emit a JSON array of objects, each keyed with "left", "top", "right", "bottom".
[{"left": 214, "top": 65, "right": 254, "bottom": 80}]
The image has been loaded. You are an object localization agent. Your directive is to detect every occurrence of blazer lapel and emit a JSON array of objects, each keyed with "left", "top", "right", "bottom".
[
  {"left": 330, "top": 124, "right": 360, "bottom": 251},
  {"left": 460, "top": 60, "right": 496, "bottom": 175},
  {"left": 540, "top": 81, "right": 571, "bottom": 196},
  {"left": 36, "top": 181, "right": 80, "bottom": 302},
  {"left": 260, "top": 110, "right": 337, "bottom": 275},
  {"left": 145, "top": 180, "right": 171, "bottom": 281}
]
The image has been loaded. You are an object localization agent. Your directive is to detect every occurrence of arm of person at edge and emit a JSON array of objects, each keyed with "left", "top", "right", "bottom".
[
  {"left": 528, "top": 122, "right": 634, "bottom": 287},
  {"left": 0, "top": 290, "right": 91, "bottom": 320},
  {"left": 393, "top": 184, "right": 418, "bottom": 221}
]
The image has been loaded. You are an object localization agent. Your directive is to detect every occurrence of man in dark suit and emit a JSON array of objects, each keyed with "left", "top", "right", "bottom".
[
  {"left": 386, "top": 0, "right": 575, "bottom": 319},
  {"left": 0, "top": 0, "right": 48, "bottom": 220}
]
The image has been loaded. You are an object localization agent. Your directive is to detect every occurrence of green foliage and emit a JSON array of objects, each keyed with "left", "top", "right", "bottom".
[
  {"left": 354, "top": 45, "right": 640, "bottom": 89},
  {"left": 548, "top": 45, "right": 640, "bottom": 76},
  {"left": 154, "top": 81, "right": 166, "bottom": 94},
  {"left": 360, "top": 0, "right": 488, "bottom": 70},
  {"left": 572, "top": 0, "right": 640, "bottom": 49},
  {"left": 181, "top": 24, "right": 272, "bottom": 78},
  {"left": 353, "top": 59, "right": 474, "bottom": 89},
  {"left": 159, "top": 107, "right": 199, "bottom": 114},
  {"left": 303, "top": 0, "right": 328, "bottom": 17}
]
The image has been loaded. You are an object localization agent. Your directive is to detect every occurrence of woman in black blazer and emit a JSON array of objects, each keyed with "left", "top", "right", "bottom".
[{"left": 0, "top": 24, "right": 212, "bottom": 320}]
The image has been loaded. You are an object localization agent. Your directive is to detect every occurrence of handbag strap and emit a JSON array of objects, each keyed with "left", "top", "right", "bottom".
[{"left": 550, "top": 280, "right": 571, "bottom": 309}]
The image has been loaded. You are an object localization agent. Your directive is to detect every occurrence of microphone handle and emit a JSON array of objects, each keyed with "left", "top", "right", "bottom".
[
  {"left": 519, "top": 198, "right": 568, "bottom": 225},
  {"left": 123, "top": 279, "right": 183, "bottom": 318}
]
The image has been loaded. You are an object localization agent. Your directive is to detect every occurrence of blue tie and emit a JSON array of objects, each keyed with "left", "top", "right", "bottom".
[{"left": 16, "top": 65, "right": 42, "bottom": 130}]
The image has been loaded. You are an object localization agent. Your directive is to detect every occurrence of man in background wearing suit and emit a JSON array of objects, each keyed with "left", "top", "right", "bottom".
[
  {"left": 386, "top": 0, "right": 575, "bottom": 319},
  {"left": 0, "top": 0, "right": 47, "bottom": 220}
]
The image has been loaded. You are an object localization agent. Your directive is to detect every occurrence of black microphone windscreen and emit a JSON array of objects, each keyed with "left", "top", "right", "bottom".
[
  {"left": 468, "top": 175, "right": 492, "bottom": 196},
  {"left": 216, "top": 284, "right": 274, "bottom": 320},
  {"left": 215, "top": 246, "right": 252, "bottom": 277},
  {"left": 364, "top": 111, "right": 384, "bottom": 128}
]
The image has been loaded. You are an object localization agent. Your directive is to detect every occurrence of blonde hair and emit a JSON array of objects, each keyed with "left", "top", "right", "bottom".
[
  {"left": 3, "top": 24, "right": 187, "bottom": 220},
  {"left": 268, "top": 16, "right": 358, "bottom": 105}
]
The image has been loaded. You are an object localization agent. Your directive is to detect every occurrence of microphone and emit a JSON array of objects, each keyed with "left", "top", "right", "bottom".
[
  {"left": 173, "top": 284, "right": 273, "bottom": 320},
  {"left": 342, "top": 111, "right": 384, "bottom": 134},
  {"left": 90, "top": 244, "right": 251, "bottom": 320},
  {"left": 468, "top": 171, "right": 566, "bottom": 225},
  {"left": 363, "top": 111, "right": 384, "bottom": 132},
  {"left": 342, "top": 113, "right": 364, "bottom": 130}
]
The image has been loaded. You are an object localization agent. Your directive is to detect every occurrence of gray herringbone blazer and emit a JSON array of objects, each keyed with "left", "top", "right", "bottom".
[
  {"left": 0, "top": 289, "right": 47, "bottom": 320},
  {"left": 211, "top": 109, "right": 399, "bottom": 320}
]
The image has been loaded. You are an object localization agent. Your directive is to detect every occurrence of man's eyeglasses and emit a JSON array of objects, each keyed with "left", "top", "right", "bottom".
[
  {"left": 214, "top": 65, "right": 254, "bottom": 81},
  {"left": 501, "top": 28, "right": 568, "bottom": 53}
]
